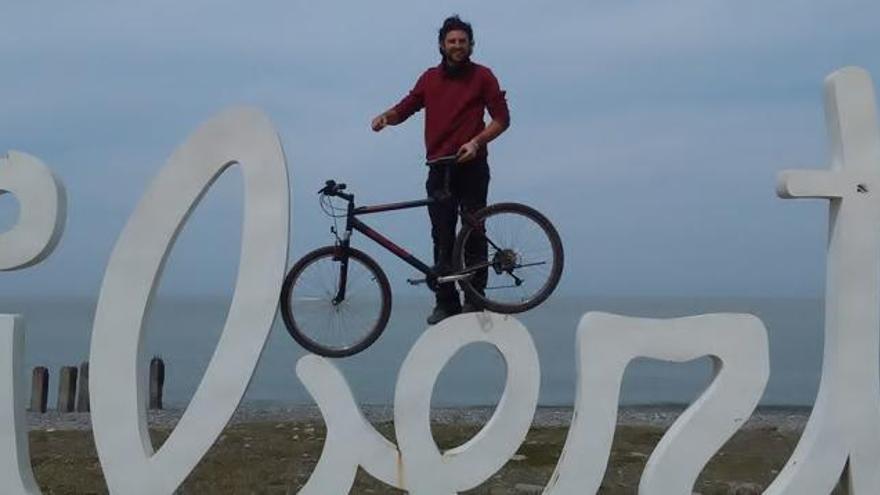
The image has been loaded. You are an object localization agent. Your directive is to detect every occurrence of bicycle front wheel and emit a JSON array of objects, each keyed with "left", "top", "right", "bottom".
[
  {"left": 280, "top": 246, "right": 391, "bottom": 358},
  {"left": 453, "top": 202, "right": 564, "bottom": 314}
]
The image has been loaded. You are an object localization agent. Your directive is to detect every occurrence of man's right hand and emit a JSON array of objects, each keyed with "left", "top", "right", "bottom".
[{"left": 371, "top": 113, "right": 388, "bottom": 132}]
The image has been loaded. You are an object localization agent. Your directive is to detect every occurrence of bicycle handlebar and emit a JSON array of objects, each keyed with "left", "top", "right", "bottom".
[
  {"left": 319, "top": 180, "right": 346, "bottom": 194},
  {"left": 319, "top": 180, "right": 353, "bottom": 202},
  {"left": 321, "top": 154, "right": 457, "bottom": 203}
]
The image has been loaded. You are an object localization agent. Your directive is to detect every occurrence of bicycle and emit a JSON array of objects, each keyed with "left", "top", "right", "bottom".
[{"left": 279, "top": 156, "right": 564, "bottom": 357}]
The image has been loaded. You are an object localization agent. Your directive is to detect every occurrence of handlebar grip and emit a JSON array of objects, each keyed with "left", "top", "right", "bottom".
[
  {"left": 318, "top": 180, "right": 351, "bottom": 199},
  {"left": 318, "top": 179, "right": 336, "bottom": 195}
]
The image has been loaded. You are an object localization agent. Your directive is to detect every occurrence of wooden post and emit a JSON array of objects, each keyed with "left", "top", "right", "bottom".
[
  {"left": 149, "top": 357, "right": 165, "bottom": 410},
  {"left": 76, "top": 361, "right": 90, "bottom": 413},
  {"left": 29, "top": 367, "right": 49, "bottom": 413},
  {"left": 57, "top": 366, "right": 78, "bottom": 412}
]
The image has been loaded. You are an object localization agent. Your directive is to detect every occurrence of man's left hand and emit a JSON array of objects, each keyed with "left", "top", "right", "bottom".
[{"left": 456, "top": 140, "right": 480, "bottom": 162}]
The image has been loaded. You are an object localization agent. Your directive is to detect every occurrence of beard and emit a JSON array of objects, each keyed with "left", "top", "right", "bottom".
[{"left": 439, "top": 47, "right": 472, "bottom": 77}]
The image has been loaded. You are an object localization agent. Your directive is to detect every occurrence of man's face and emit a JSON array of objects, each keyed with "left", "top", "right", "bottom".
[{"left": 441, "top": 29, "right": 472, "bottom": 65}]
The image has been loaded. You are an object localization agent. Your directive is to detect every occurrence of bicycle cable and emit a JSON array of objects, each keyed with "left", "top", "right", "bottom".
[
  {"left": 319, "top": 194, "right": 347, "bottom": 244},
  {"left": 319, "top": 193, "right": 347, "bottom": 218}
]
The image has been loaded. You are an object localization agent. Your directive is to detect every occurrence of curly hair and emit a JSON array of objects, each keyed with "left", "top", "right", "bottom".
[{"left": 438, "top": 15, "right": 474, "bottom": 46}]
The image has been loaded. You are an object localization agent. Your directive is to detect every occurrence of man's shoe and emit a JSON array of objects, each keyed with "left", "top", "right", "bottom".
[{"left": 427, "top": 305, "right": 460, "bottom": 325}]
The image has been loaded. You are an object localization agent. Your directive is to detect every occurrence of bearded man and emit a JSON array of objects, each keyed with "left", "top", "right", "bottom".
[{"left": 371, "top": 15, "right": 510, "bottom": 325}]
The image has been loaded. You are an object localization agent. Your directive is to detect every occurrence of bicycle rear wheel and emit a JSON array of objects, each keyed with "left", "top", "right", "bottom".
[
  {"left": 453, "top": 202, "right": 564, "bottom": 314},
  {"left": 280, "top": 246, "right": 391, "bottom": 358}
]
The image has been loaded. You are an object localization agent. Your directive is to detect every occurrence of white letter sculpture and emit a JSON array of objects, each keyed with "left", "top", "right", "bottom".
[
  {"left": 0, "top": 151, "right": 66, "bottom": 494},
  {"left": 294, "top": 311, "right": 767, "bottom": 495},
  {"left": 88, "top": 107, "right": 289, "bottom": 494},
  {"left": 765, "top": 67, "right": 880, "bottom": 494},
  {"left": 546, "top": 312, "right": 768, "bottom": 494},
  {"left": 296, "top": 312, "right": 540, "bottom": 495},
  {"left": 0, "top": 151, "right": 66, "bottom": 271}
]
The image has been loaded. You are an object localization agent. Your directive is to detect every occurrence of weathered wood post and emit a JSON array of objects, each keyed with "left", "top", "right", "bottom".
[
  {"left": 149, "top": 357, "right": 165, "bottom": 410},
  {"left": 29, "top": 366, "right": 49, "bottom": 413},
  {"left": 57, "top": 366, "right": 78, "bottom": 412},
  {"left": 76, "top": 361, "right": 90, "bottom": 412}
]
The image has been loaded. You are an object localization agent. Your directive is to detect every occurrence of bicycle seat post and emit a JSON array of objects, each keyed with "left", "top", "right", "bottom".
[{"left": 426, "top": 154, "right": 458, "bottom": 203}]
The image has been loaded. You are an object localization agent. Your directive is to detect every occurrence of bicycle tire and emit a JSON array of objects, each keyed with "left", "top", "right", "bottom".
[
  {"left": 452, "top": 202, "right": 564, "bottom": 314},
  {"left": 279, "top": 246, "right": 392, "bottom": 358}
]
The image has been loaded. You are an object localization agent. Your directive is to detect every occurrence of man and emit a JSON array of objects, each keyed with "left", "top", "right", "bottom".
[{"left": 371, "top": 15, "right": 510, "bottom": 325}]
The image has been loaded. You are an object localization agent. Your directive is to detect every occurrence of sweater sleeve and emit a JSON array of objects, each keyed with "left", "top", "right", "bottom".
[
  {"left": 391, "top": 71, "right": 427, "bottom": 123},
  {"left": 482, "top": 68, "right": 510, "bottom": 127}
]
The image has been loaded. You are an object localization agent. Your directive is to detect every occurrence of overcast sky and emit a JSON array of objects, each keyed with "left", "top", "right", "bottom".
[{"left": 1, "top": 0, "right": 879, "bottom": 300}]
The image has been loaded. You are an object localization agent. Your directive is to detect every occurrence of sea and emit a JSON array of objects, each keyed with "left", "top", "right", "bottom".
[{"left": 2, "top": 295, "right": 826, "bottom": 409}]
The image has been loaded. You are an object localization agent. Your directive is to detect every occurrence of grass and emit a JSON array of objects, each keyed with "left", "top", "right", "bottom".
[{"left": 28, "top": 421, "right": 846, "bottom": 494}]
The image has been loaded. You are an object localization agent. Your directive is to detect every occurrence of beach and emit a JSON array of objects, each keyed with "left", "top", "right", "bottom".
[{"left": 27, "top": 405, "right": 844, "bottom": 494}]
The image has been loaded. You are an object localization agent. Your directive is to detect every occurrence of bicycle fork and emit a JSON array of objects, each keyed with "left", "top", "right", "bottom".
[{"left": 331, "top": 229, "right": 352, "bottom": 305}]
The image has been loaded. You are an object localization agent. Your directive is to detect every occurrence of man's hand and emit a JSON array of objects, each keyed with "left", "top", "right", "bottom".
[
  {"left": 456, "top": 139, "right": 479, "bottom": 162},
  {"left": 371, "top": 113, "right": 389, "bottom": 132}
]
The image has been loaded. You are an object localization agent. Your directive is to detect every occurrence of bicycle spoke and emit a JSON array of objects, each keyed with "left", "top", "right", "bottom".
[
  {"left": 457, "top": 205, "right": 561, "bottom": 311},
  {"left": 286, "top": 251, "right": 385, "bottom": 353}
]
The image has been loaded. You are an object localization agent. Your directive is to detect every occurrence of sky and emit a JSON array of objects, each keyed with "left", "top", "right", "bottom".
[{"left": 1, "top": 0, "right": 879, "bottom": 300}]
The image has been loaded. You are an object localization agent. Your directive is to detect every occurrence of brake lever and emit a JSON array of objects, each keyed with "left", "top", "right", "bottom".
[{"left": 318, "top": 179, "right": 337, "bottom": 195}]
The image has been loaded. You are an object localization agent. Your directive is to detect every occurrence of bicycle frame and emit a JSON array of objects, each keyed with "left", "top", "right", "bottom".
[
  {"left": 330, "top": 196, "right": 436, "bottom": 303},
  {"left": 333, "top": 197, "right": 493, "bottom": 303},
  {"left": 325, "top": 162, "right": 495, "bottom": 303},
  {"left": 354, "top": 197, "right": 438, "bottom": 267}
]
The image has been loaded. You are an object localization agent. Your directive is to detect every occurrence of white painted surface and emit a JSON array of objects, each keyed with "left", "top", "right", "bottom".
[
  {"left": 0, "top": 151, "right": 65, "bottom": 270},
  {"left": 0, "top": 149, "right": 65, "bottom": 493},
  {"left": 88, "top": 107, "right": 289, "bottom": 494},
  {"left": 765, "top": 67, "right": 880, "bottom": 494},
  {"left": 394, "top": 312, "right": 540, "bottom": 494},
  {"left": 296, "top": 354, "right": 402, "bottom": 494},
  {"left": 545, "top": 312, "right": 768, "bottom": 495},
  {"left": 296, "top": 312, "right": 540, "bottom": 495},
  {"left": 0, "top": 316, "right": 41, "bottom": 494}
]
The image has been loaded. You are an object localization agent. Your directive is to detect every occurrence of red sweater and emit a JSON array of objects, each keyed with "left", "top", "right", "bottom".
[{"left": 392, "top": 62, "right": 510, "bottom": 161}]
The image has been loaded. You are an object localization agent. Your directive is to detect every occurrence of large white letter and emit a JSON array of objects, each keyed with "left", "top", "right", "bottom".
[
  {"left": 89, "top": 107, "right": 289, "bottom": 494},
  {"left": 0, "top": 151, "right": 65, "bottom": 270},
  {"left": 0, "top": 150, "right": 66, "bottom": 494},
  {"left": 394, "top": 312, "right": 540, "bottom": 494},
  {"left": 767, "top": 67, "right": 880, "bottom": 494},
  {"left": 545, "top": 312, "right": 769, "bottom": 495},
  {"left": 297, "top": 312, "right": 540, "bottom": 494},
  {"left": 0, "top": 316, "right": 41, "bottom": 494}
]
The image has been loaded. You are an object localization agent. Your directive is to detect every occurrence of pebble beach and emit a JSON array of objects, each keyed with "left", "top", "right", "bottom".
[
  {"left": 28, "top": 404, "right": 811, "bottom": 433},
  {"left": 27, "top": 406, "right": 835, "bottom": 493}
]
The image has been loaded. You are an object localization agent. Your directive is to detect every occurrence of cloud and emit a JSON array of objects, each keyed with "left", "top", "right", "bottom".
[{"left": 0, "top": 1, "right": 876, "bottom": 296}]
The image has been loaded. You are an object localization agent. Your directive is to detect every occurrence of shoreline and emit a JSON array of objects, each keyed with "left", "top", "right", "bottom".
[{"left": 28, "top": 404, "right": 811, "bottom": 432}]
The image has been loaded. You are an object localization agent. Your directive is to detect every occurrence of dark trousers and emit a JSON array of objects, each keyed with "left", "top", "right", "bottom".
[{"left": 426, "top": 158, "right": 490, "bottom": 308}]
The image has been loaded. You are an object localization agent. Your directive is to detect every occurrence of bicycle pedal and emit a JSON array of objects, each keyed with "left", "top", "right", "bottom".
[
  {"left": 436, "top": 273, "right": 473, "bottom": 284},
  {"left": 407, "top": 277, "right": 428, "bottom": 286}
]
